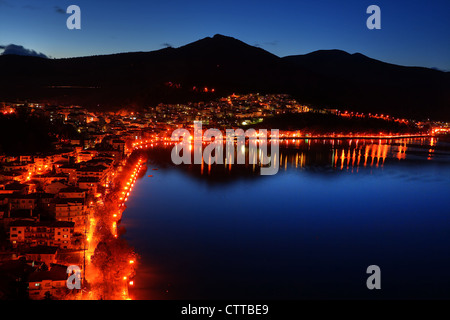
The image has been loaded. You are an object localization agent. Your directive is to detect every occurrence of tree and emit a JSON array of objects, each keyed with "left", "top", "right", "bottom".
[{"left": 91, "top": 236, "right": 137, "bottom": 281}]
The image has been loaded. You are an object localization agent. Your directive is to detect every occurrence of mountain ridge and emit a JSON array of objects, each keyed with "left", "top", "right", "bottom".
[{"left": 1, "top": 34, "right": 449, "bottom": 120}]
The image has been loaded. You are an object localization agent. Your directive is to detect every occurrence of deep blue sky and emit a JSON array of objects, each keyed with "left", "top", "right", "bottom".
[{"left": 1, "top": 0, "right": 449, "bottom": 70}]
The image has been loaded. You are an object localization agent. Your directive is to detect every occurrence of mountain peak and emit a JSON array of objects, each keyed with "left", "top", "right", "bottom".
[
  {"left": 178, "top": 34, "right": 279, "bottom": 60},
  {"left": 212, "top": 34, "right": 234, "bottom": 40},
  {"left": 313, "top": 49, "right": 350, "bottom": 56},
  {"left": 208, "top": 34, "right": 250, "bottom": 47}
]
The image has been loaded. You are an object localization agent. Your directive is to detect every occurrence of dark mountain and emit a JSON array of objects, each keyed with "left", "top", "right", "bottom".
[
  {"left": 284, "top": 50, "right": 450, "bottom": 120},
  {"left": 1, "top": 34, "right": 449, "bottom": 120}
]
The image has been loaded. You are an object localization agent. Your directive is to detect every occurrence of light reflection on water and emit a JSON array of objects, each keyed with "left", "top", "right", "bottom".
[
  {"left": 172, "top": 137, "right": 450, "bottom": 174},
  {"left": 122, "top": 137, "right": 450, "bottom": 300}
]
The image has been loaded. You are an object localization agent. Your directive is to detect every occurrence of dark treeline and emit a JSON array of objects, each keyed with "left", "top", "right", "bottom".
[{"left": 0, "top": 109, "right": 80, "bottom": 155}]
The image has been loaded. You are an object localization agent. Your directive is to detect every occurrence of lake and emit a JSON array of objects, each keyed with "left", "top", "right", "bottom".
[{"left": 122, "top": 137, "right": 450, "bottom": 299}]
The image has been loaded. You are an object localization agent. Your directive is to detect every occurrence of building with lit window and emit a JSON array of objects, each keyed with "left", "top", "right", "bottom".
[{"left": 9, "top": 220, "right": 74, "bottom": 249}]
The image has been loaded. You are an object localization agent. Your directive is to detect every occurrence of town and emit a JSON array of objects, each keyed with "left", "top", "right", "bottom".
[{"left": 0, "top": 93, "right": 449, "bottom": 300}]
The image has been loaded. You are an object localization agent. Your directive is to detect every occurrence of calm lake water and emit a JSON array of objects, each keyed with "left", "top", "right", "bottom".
[{"left": 122, "top": 137, "right": 450, "bottom": 299}]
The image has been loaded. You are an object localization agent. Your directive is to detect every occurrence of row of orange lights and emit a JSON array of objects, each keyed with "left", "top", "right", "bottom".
[
  {"left": 111, "top": 158, "right": 144, "bottom": 238},
  {"left": 118, "top": 158, "right": 143, "bottom": 207},
  {"left": 122, "top": 259, "right": 135, "bottom": 286},
  {"left": 110, "top": 160, "right": 140, "bottom": 293}
]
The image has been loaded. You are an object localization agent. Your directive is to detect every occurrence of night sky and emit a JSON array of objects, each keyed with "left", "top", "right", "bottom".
[{"left": 1, "top": 0, "right": 449, "bottom": 70}]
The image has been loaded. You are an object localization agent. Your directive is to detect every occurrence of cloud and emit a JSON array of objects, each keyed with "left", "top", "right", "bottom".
[
  {"left": 0, "top": 44, "right": 49, "bottom": 58},
  {"left": 161, "top": 43, "right": 173, "bottom": 48},
  {"left": 54, "top": 6, "right": 65, "bottom": 14},
  {"left": 263, "top": 40, "right": 279, "bottom": 46},
  {"left": 254, "top": 41, "right": 278, "bottom": 48}
]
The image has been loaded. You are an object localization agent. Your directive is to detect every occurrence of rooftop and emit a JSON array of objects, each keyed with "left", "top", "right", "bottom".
[{"left": 28, "top": 266, "right": 68, "bottom": 282}]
